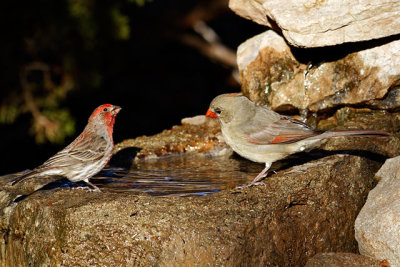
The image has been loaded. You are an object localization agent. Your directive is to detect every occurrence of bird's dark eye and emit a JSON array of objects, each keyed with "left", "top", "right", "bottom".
[
  {"left": 103, "top": 108, "right": 108, "bottom": 112},
  {"left": 215, "top": 109, "right": 222, "bottom": 115}
]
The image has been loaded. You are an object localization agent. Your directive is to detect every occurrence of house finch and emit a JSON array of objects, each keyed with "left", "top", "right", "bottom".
[
  {"left": 9, "top": 104, "right": 121, "bottom": 191},
  {"left": 207, "top": 93, "right": 391, "bottom": 189}
]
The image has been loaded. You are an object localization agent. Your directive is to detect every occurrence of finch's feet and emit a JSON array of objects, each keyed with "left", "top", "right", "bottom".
[
  {"left": 73, "top": 186, "right": 101, "bottom": 192},
  {"left": 235, "top": 169, "right": 269, "bottom": 190},
  {"left": 73, "top": 181, "right": 101, "bottom": 192},
  {"left": 86, "top": 181, "right": 101, "bottom": 192}
]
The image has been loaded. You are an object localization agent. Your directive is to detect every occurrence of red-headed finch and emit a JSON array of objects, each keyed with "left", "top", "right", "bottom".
[{"left": 9, "top": 104, "right": 121, "bottom": 191}]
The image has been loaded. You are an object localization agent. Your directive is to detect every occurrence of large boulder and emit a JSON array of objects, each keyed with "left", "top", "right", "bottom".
[
  {"left": 0, "top": 153, "right": 381, "bottom": 266},
  {"left": 355, "top": 155, "right": 400, "bottom": 266},
  {"left": 229, "top": 0, "right": 400, "bottom": 47},
  {"left": 237, "top": 30, "right": 400, "bottom": 113}
]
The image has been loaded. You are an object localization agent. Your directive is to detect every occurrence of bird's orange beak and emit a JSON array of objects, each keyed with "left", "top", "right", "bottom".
[
  {"left": 112, "top": 105, "right": 122, "bottom": 115},
  {"left": 206, "top": 109, "right": 218, "bottom": 118}
]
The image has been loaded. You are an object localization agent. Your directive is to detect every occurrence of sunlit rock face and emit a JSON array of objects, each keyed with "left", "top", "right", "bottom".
[
  {"left": 237, "top": 30, "right": 400, "bottom": 113},
  {"left": 229, "top": 0, "right": 400, "bottom": 48},
  {"left": 355, "top": 156, "right": 400, "bottom": 266}
]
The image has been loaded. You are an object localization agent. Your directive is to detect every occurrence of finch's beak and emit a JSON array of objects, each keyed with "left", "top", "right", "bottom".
[
  {"left": 112, "top": 105, "right": 122, "bottom": 115},
  {"left": 206, "top": 109, "right": 218, "bottom": 118}
]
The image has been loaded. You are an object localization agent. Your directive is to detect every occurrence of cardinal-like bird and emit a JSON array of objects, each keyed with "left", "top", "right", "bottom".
[{"left": 207, "top": 93, "right": 390, "bottom": 188}]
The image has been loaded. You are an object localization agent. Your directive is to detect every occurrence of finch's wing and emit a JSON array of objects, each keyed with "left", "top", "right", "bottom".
[
  {"left": 40, "top": 134, "right": 107, "bottom": 168},
  {"left": 242, "top": 111, "right": 320, "bottom": 145}
]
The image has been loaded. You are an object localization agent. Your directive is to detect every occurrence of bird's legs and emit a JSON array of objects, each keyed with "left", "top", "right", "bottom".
[
  {"left": 236, "top": 162, "right": 272, "bottom": 189},
  {"left": 85, "top": 181, "right": 101, "bottom": 192}
]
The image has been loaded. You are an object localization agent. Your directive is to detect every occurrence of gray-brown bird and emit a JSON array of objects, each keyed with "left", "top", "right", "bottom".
[{"left": 207, "top": 93, "right": 391, "bottom": 189}]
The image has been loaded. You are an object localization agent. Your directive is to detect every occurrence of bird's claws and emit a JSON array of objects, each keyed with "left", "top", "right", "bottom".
[{"left": 73, "top": 186, "right": 101, "bottom": 192}]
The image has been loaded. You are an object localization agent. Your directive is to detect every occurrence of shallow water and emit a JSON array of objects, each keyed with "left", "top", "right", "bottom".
[{"left": 92, "top": 155, "right": 263, "bottom": 196}]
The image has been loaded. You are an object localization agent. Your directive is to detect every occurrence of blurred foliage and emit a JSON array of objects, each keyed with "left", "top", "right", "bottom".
[{"left": 0, "top": 0, "right": 151, "bottom": 144}]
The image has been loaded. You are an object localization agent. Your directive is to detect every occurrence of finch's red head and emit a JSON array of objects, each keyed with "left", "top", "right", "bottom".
[
  {"left": 89, "top": 104, "right": 121, "bottom": 133},
  {"left": 90, "top": 104, "right": 121, "bottom": 119},
  {"left": 206, "top": 109, "right": 218, "bottom": 118}
]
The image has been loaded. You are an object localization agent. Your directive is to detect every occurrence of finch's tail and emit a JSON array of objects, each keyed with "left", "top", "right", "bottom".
[
  {"left": 8, "top": 170, "right": 37, "bottom": 186},
  {"left": 312, "top": 129, "right": 392, "bottom": 140}
]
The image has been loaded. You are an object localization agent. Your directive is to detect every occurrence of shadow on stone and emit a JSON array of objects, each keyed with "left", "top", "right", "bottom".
[{"left": 109, "top": 147, "right": 142, "bottom": 168}]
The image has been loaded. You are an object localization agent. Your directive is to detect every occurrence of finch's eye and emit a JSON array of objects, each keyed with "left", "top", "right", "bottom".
[
  {"left": 215, "top": 109, "right": 222, "bottom": 115},
  {"left": 103, "top": 108, "right": 108, "bottom": 112}
]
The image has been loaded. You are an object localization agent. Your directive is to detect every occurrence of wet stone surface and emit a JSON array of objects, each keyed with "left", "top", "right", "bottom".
[
  {"left": 0, "top": 153, "right": 384, "bottom": 266},
  {"left": 95, "top": 155, "right": 261, "bottom": 196}
]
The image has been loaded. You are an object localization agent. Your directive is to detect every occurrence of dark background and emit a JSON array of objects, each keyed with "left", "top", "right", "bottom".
[{"left": 0, "top": 0, "right": 265, "bottom": 175}]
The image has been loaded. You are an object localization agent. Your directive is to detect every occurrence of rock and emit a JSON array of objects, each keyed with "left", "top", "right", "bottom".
[
  {"left": 181, "top": 115, "right": 207, "bottom": 125},
  {"left": 229, "top": 0, "right": 400, "bottom": 47},
  {"left": 318, "top": 107, "right": 400, "bottom": 158},
  {"left": 355, "top": 155, "right": 400, "bottom": 266},
  {"left": 368, "top": 86, "right": 400, "bottom": 110},
  {"left": 0, "top": 153, "right": 381, "bottom": 266},
  {"left": 237, "top": 30, "right": 298, "bottom": 107},
  {"left": 319, "top": 107, "right": 400, "bottom": 133},
  {"left": 114, "top": 117, "right": 231, "bottom": 161},
  {"left": 305, "top": 252, "right": 382, "bottom": 267},
  {"left": 237, "top": 30, "right": 400, "bottom": 112},
  {"left": 0, "top": 172, "right": 59, "bottom": 206}
]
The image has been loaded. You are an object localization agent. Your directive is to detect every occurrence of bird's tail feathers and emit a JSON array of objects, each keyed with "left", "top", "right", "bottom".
[
  {"left": 311, "top": 129, "right": 391, "bottom": 140},
  {"left": 8, "top": 170, "right": 37, "bottom": 186}
]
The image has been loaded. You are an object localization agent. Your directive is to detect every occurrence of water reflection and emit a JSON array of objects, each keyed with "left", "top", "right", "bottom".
[{"left": 92, "top": 155, "right": 262, "bottom": 196}]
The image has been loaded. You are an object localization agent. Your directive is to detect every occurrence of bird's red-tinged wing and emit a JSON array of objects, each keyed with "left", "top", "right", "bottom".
[
  {"left": 244, "top": 116, "right": 320, "bottom": 145},
  {"left": 40, "top": 134, "right": 108, "bottom": 168}
]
